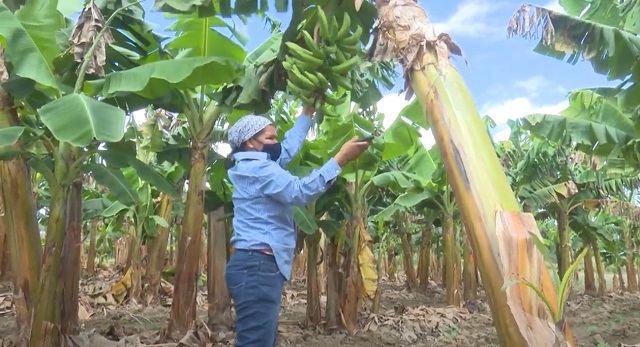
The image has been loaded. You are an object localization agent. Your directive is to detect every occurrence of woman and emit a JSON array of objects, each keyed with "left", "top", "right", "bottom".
[{"left": 224, "top": 105, "right": 371, "bottom": 346}]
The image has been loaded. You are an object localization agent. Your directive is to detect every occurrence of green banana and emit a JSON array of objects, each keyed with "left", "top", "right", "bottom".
[
  {"left": 314, "top": 72, "right": 330, "bottom": 88},
  {"left": 288, "top": 54, "right": 324, "bottom": 70},
  {"left": 302, "top": 71, "right": 323, "bottom": 87},
  {"left": 337, "top": 42, "right": 360, "bottom": 55},
  {"left": 322, "top": 44, "right": 338, "bottom": 55},
  {"left": 288, "top": 56, "right": 324, "bottom": 71},
  {"left": 329, "top": 17, "right": 340, "bottom": 41},
  {"left": 331, "top": 55, "right": 360, "bottom": 75},
  {"left": 282, "top": 59, "right": 294, "bottom": 71},
  {"left": 323, "top": 92, "right": 345, "bottom": 106},
  {"left": 287, "top": 80, "right": 313, "bottom": 101},
  {"left": 334, "top": 13, "right": 351, "bottom": 41},
  {"left": 289, "top": 67, "right": 316, "bottom": 90},
  {"left": 334, "top": 49, "right": 348, "bottom": 64},
  {"left": 328, "top": 73, "right": 352, "bottom": 90},
  {"left": 317, "top": 7, "right": 330, "bottom": 39},
  {"left": 299, "top": 93, "right": 316, "bottom": 105},
  {"left": 303, "top": 61, "right": 326, "bottom": 71},
  {"left": 299, "top": 30, "right": 324, "bottom": 58},
  {"left": 339, "top": 26, "right": 363, "bottom": 46},
  {"left": 285, "top": 42, "right": 325, "bottom": 66}
]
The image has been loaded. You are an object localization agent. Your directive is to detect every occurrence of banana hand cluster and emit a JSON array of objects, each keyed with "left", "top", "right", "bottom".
[{"left": 283, "top": 7, "right": 364, "bottom": 116}]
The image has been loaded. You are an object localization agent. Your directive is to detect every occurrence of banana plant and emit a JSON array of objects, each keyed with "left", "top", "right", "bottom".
[
  {"left": 0, "top": 0, "right": 153, "bottom": 341},
  {"left": 82, "top": 10, "right": 247, "bottom": 337},
  {"left": 509, "top": 1, "right": 640, "bottom": 169},
  {"left": 366, "top": 1, "right": 574, "bottom": 345},
  {"left": 92, "top": 112, "right": 183, "bottom": 303}
]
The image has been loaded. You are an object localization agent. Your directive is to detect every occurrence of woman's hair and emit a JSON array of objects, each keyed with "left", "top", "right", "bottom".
[{"left": 224, "top": 146, "right": 242, "bottom": 169}]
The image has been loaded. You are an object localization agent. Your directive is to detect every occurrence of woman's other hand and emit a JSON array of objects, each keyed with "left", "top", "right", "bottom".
[{"left": 334, "top": 137, "right": 372, "bottom": 167}]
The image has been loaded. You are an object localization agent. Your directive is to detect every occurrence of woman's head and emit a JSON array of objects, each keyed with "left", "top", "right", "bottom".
[
  {"left": 227, "top": 115, "right": 281, "bottom": 162},
  {"left": 242, "top": 124, "right": 278, "bottom": 151},
  {"left": 228, "top": 115, "right": 273, "bottom": 149}
]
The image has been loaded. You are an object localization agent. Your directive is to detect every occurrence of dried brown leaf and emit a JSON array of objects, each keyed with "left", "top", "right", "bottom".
[
  {"left": 370, "top": 0, "right": 464, "bottom": 99},
  {"left": 507, "top": 4, "right": 556, "bottom": 46},
  {"left": 68, "top": 0, "right": 115, "bottom": 77},
  {"left": 0, "top": 47, "right": 8, "bottom": 83},
  {"left": 176, "top": 321, "right": 210, "bottom": 347}
]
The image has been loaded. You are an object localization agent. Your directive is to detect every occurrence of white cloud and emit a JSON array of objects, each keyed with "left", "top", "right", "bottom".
[
  {"left": 377, "top": 93, "right": 410, "bottom": 129},
  {"left": 376, "top": 93, "right": 437, "bottom": 149},
  {"left": 481, "top": 97, "right": 568, "bottom": 141},
  {"left": 432, "top": 0, "right": 505, "bottom": 38},
  {"left": 481, "top": 97, "right": 567, "bottom": 124},
  {"left": 514, "top": 76, "right": 568, "bottom": 98},
  {"left": 514, "top": 76, "right": 551, "bottom": 96},
  {"left": 376, "top": 93, "right": 569, "bottom": 149}
]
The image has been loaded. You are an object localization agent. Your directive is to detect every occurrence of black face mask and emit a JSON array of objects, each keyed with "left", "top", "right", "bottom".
[{"left": 262, "top": 142, "right": 282, "bottom": 162}]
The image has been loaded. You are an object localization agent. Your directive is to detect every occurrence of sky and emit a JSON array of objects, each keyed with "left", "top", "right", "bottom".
[{"left": 128, "top": 0, "right": 614, "bottom": 150}]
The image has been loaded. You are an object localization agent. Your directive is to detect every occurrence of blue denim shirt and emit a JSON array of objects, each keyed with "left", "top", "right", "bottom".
[{"left": 228, "top": 116, "right": 342, "bottom": 280}]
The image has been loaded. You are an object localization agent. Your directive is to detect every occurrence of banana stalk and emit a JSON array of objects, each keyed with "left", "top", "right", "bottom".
[
  {"left": 0, "top": 47, "right": 43, "bottom": 345},
  {"left": 369, "top": 1, "right": 574, "bottom": 346}
]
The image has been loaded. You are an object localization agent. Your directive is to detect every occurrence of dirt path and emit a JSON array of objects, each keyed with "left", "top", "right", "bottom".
[{"left": 1, "top": 279, "right": 639, "bottom": 346}]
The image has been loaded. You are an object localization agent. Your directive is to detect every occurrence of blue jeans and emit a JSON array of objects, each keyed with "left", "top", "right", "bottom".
[{"left": 225, "top": 250, "right": 285, "bottom": 347}]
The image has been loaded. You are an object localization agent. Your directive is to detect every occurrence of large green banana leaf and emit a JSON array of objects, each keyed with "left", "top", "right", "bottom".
[
  {"left": 521, "top": 88, "right": 640, "bottom": 164},
  {"left": 0, "top": 0, "right": 65, "bottom": 93},
  {"left": 86, "top": 56, "right": 240, "bottom": 99},
  {"left": 509, "top": 3, "right": 640, "bottom": 82}
]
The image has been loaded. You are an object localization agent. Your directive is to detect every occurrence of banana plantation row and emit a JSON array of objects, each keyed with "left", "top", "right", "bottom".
[{"left": 0, "top": 0, "right": 639, "bottom": 346}]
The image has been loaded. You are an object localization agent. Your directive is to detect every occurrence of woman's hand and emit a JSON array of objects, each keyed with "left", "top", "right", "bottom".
[
  {"left": 334, "top": 137, "right": 372, "bottom": 167},
  {"left": 302, "top": 104, "right": 315, "bottom": 117}
]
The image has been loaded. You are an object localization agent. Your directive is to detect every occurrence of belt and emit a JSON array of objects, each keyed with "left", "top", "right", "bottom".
[{"left": 257, "top": 248, "right": 273, "bottom": 255}]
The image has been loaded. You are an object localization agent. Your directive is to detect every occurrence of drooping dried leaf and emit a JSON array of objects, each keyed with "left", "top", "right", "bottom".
[
  {"left": 85, "top": 268, "right": 133, "bottom": 306},
  {"left": 68, "top": 0, "right": 115, "bottom": 77},
  {"left": 358, "top": 242, "right": 378, "bottom": 299},
  {"left": 369, "top": 0, "right": 466, "bottom": 99},
  {"left": 0, "top": 47, "right": 8, "bottom": 83}
]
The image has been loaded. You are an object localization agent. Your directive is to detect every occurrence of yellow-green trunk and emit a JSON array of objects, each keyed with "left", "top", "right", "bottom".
[
  {"left": 371, "top": 2, "right": 575, "bottom": 345},
  {"left": 410, "top": 58, "right": 574, "bottom": 347},
  {"left": 166, "top": 141, "right": 208, "bottom": 338},
  {"left": 61, "top": 180, "right": 83, "bottom": 335}
]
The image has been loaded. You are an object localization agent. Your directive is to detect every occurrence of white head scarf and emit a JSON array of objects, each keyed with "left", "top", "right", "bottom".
[{"left": 227, "top": 115, "right": 272, "bottom": 149}]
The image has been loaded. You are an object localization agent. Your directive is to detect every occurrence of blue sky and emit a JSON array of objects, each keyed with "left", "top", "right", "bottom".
[{"left": 133, "top": 0, "right": 614, "bottom": 147}]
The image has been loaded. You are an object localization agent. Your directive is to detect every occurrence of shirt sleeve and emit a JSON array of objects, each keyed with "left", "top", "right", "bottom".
[
  {"left": 257, "top": 157, "right": 343, "bottom": 206},
  {"left": 276, "top": 115, "right": 313, "bottom": 168}
]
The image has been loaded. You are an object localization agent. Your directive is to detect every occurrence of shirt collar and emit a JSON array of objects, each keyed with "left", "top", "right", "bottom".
[{"left": 233, "top": 151, "right": 268, "bottom": 161}]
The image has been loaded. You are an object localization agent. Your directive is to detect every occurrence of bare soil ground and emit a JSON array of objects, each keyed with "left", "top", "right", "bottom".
[{"left": 1, "top": 277, "right": 639, "bottom": 346}]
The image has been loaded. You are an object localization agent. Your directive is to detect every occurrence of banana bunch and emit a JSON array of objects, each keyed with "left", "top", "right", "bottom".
[{"left": 282, "top": 7, "right": 365, "bottom": 118}]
